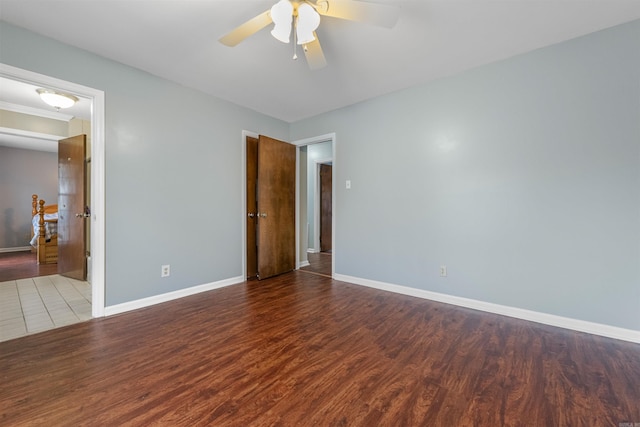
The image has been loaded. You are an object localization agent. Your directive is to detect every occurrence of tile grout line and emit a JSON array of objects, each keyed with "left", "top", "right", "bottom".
[
  {"left": 38, "top": 277, "right": 81, "bottom": 325},
  {"left": 55, "top": 278, "right": 85, "bottom": 321},
  {"left": 32, "top": 277, "right": 56, "bottom": 329},
  {"left": 14, "top": 279, "right": 28, "bottom": 337}
]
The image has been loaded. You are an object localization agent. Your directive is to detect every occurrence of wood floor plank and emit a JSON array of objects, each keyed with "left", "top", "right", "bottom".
[
  {"left": 300, "top": 251, "right": 331, "bottom": 277},
  {"left": 0, "top": 251, "right": 58, "bottom": 282},
  {"left": 1, "top": 271, "right": 639, "bottom": 426}
]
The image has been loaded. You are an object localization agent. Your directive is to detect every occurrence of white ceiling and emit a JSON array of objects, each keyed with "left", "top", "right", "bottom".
[
  {"left": 0, "top": 77, "right": 92, "bottom": 120},
  {"left": 1, "top": 0, "right": 640, "bottom": 124},
  {"left": 0, "top": 77, "right": 92, "bottom": 151}
]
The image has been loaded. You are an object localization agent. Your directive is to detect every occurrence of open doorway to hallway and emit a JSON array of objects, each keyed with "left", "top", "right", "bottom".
[{"left": 295, "top": 134, "right": 335, "bottom": 278}]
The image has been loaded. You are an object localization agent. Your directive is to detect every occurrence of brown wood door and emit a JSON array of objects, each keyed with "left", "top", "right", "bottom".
[
  {"left": 256, "top": 135, "right": 296, "bottom": 280},
  {"left": 246, "top": 136, "right": 258, "bottom": 279},
  {"left": 58, "top": 135, "right": 87, "bottom": 280},
  {"left": 319, "top": 163, "right": 332, "bottom": 252}
]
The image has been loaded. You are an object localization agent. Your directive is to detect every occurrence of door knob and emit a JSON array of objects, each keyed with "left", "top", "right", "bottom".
[
  {"left": 258, "top": 212, "right": 267, "bottom": 218},
  {"left": 247, "top": 213, "right": 255, "bottom": 218}
]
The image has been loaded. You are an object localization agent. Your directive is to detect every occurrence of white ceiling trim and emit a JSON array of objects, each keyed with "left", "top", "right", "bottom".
[
  {"left": 0, "top": 126, "right": 65, "bottom": 152},
  {"left": 0, "top": 100, "right": 75, "bottom": 122}
]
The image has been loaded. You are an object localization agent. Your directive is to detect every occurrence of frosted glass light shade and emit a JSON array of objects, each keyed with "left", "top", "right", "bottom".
[
  {"left": 270, "top": 0, "right": 293, "bottom": 43},
  {"left": 296, "top": 3, "right": 320, "bottom": 45},
  {"left": 36, "top": 88, "right": 78, "bottom": 109}
]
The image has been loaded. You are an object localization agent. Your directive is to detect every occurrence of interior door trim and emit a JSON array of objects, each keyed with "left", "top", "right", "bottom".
[{"left": 241, "top": 130, "right": 259, "bottom": 280}]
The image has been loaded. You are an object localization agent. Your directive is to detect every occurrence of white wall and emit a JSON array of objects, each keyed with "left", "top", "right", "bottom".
[{"left": 291, "top": 20, "right": 640, "bottom": 332}]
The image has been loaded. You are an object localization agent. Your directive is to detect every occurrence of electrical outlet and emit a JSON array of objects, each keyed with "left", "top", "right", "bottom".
[
  {"left": 161, "top": 264, "right": 170, "bottom": 278},
  {"left": 440, "top": 265, "right": 447, "bottom": 277}
]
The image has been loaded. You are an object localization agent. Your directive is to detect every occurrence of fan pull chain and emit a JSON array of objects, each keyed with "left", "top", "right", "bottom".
[{"left": 293, "top": 22, "right": 298, "bottom": 60}]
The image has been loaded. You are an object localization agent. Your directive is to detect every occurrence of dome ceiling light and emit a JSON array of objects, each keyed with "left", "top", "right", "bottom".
[{"left": 36, "top": 88, "right": 79, "bottom": 111}]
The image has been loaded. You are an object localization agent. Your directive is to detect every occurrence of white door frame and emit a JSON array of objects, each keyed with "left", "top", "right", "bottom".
[{"left": 1, "top": 63, "right": 106, "bottom": 317}]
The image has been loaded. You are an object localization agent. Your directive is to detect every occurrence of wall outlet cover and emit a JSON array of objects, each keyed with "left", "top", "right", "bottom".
[{"left": 161, "top": 264, "right": 170, "bottom": 277}]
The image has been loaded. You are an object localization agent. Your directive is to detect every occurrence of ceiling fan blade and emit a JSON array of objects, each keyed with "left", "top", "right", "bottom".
[
  {"left": 315, "top": 0, "right": 400, "bottom": 28},
  {"left": 303, "top": 32, "right": 327, "bottom": 70},
  {"left": 219, "top": 10, "right": 273, "bottom": 47}
]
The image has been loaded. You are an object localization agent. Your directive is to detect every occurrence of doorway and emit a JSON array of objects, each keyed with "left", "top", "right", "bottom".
[
  {"left": 241, "top": 131, "right": 335, "bottom": 280},
  {"left": 294, "top": 133, "right": 335, "bottom": 278},
  {"left": 1, "top": 63, "right": 106, "bottom": 318}
]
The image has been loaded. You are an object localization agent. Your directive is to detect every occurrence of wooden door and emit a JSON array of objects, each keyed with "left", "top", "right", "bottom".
[
  {"left": 58, "top": 135, "right": 87, "bottom": 280},
  {"left": 256, "top": 135, "right": 296, "bottom": 280},
  {"left": 246, "top": 136, "right": 258, "bottom": 279},
  {"left": 319, "top": 163, "right": 332, "bottom": 252}
]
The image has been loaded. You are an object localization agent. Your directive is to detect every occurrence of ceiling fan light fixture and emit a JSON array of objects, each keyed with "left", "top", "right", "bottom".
[
  {"left": 270, "top": 0, "right": 293, "bottom": 43},
  {"left": 36, "top": 88, "right": 78, "bottom": 110},
  {"left": 296, "top": 2, "right": 320, "bottom": 45}
]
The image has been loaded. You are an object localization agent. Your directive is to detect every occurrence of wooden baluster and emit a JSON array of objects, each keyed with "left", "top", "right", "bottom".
[
  {"left": 32, "top": 194, "right": 38, "bottom": 217},
  {"left": 37, "top": 199, "right": 46, "bottom": 264}
]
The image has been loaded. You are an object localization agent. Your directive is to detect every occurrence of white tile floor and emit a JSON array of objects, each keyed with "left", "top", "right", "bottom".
[{"left": 0, "top": 275, "right": 91, "bottom": 343}]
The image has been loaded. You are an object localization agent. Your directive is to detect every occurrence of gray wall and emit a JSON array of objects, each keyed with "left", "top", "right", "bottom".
[
  {"left": 1, "top": 22, "right": 289, "bottom": 305},
  {"left": 291, "top": 20, "right": 640, "bottom": 331},
  {"left": 3, "top": 19, "right": 638, "bottom": 332},
  {"left": 0, "top": 146, "right": 57, "bottom": 248}
]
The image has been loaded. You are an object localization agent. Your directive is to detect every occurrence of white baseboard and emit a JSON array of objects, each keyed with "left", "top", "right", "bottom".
[
  {"left": 0, "top": 246, "right": 32, "bottom": 253},
  {"left": 307, "top": 249, "right": 319, "bottom": 254},
  {"left": 105, "top": 275, "right": 244, "bottom": 316},
  {"left": 334, "top": 274, "right": 640, "bottom": 344},
  {"left": 298, "top": 260, "right": 310, "bottom": 268}
]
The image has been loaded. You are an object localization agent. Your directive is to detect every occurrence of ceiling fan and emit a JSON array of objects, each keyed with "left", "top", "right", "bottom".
[{"left": 219, "top": 0, "right": 400, "bottom": 70}]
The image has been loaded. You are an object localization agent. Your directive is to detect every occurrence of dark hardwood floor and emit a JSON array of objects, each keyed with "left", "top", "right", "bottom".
[
  {"left": 1, "top": 271, "right": 638, "bottom": 426},
  {"left": 0, "top": 250, "right": 58, "bottom": 282},
  {"left": 300, "top": 251, "right": 332, "bottom": 277}
]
